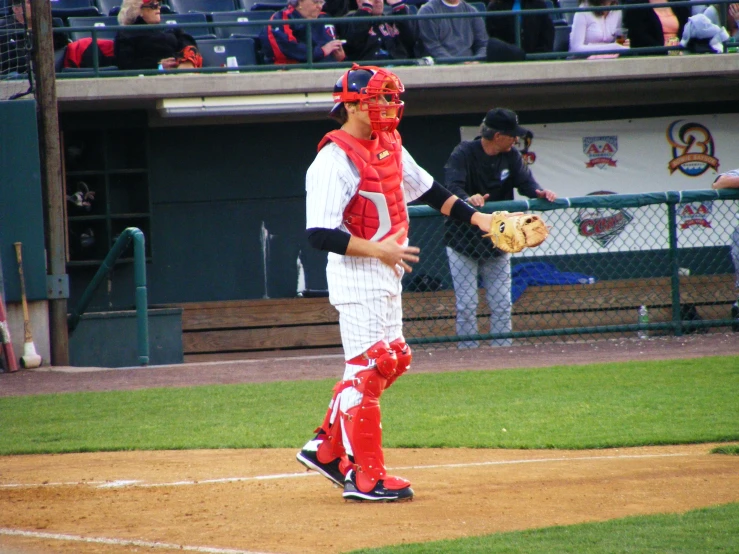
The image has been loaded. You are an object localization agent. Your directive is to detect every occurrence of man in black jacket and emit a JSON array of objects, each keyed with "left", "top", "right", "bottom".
[
  {"left": 443, "top": 108, "right": 556, "bottom": 348},
  {"left": 485, "top": 0, "right": 554, "bottom": 54},
  {"left": 340, "top": 0, "right": 418, "bottom": 61}
]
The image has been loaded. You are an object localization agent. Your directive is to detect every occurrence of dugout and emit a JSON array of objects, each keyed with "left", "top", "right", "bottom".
[{"left": 1, "top": 56, "right": 738, "bottom": 365}]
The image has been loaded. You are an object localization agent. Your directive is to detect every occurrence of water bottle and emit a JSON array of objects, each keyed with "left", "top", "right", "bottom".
[{"left": 637, "top": 305, "right": 649, "bottom": 339}]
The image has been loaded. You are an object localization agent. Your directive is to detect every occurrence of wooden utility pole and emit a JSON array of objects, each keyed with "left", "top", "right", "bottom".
[{"left": 30, "top": 0, "right": 69, "bottom": 365}]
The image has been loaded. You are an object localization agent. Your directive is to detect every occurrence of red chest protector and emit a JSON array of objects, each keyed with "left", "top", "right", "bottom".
[{"left": 318, "top": 129, "right": 408, "bottom": 242}]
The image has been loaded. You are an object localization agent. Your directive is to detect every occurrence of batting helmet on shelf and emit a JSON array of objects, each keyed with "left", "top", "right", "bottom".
[{"left": 330, "top": 64, "right": 405, "bottom": 132}]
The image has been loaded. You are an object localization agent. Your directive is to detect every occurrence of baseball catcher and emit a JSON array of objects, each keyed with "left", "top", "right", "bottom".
[{"left": 483, "top": 211, "right": 550, "bottom": 253}]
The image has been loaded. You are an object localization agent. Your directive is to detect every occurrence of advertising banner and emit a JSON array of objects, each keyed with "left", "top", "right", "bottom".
[{"left": 460, "top": 114, "right": 738, "bottom": 255}]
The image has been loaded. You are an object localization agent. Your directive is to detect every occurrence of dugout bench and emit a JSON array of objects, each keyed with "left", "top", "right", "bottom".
[{"left": 171, "top": 273, "right": 736, "bottom": 362}]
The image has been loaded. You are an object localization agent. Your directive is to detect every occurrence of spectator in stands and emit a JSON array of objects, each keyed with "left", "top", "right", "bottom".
[
  {"left": 417, "top": 0, "right": 488, "bottom": 60},
  {"left": 730, "top": 3, "right": 739, "bottom": 36},
  {"left": 323, "top": 0, "right": 358, "bottom": 16},
  {"left": 1, "top": 0, "right": 68, "bottom": 75},
  {"left": 623, "top": 0, "right": 689, "bottom": 51},
  {"left": 485, "top": 0, "right": 554, "bottom": 54},
  {"left": 443, "top": 108, "right": 556, "bottom": 348},
  {"left": 260, "top": 0, "right": 346, "bottom": 64},
  {"left": 114, "top": 0, "right": 203, "bottom": 70},
  {"left": 339, "top": 0, "right": 418, "bottom": 61},
  {"left": 702, "top": 3, "right": 739, "bottom": 36},
  {"left": 711, "top": 168, "right": 739, "bottom": 329},
  {"left": 712, "top": 169, "right": 739, "bottom": 290},
  {"left": 569, "top": 0, "right": 629, "bottom": 54}
]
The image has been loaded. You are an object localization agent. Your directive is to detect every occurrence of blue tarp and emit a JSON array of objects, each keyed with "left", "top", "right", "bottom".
[{"left": 512, "top": 262, "right": 596, "bottom": 303}]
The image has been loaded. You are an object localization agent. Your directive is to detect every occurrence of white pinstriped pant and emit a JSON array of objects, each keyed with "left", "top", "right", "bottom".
[
  {"left": 446, "top": 247, "right": 512, "bottom": 348},
  {"left": 324, "top": 257, "right": 405, "bottom": 457}
]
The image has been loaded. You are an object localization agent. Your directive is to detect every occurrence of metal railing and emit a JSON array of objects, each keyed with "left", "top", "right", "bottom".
[{"left": 67, "top": 227, "right": 149, "bottom": 365}]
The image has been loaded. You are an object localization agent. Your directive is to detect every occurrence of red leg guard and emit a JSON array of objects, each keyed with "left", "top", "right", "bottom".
[
  {"left": 343, "top": 367, "right": 388, "bottom": 493},
  {"left": 385, "top": 339, "right": 412, "bottom": 389}
]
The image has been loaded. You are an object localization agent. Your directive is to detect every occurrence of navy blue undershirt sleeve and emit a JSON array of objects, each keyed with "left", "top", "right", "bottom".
[{"left": 306, "top": 227, "right": 351, "bottom": 255}]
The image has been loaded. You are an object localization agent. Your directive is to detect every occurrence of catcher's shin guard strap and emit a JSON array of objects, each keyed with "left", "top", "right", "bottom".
[
  {"left": 346, "top": 340, "right": 398, "bottom": 379},
  {"left": 343, "top": 367, "right": 388, "bottom": 492},
  {"left": 316, "top": 382, "right": 347, "bottom": 464},
  {"left": 385, "top": 339, "right": 411, "bottom": 389}
]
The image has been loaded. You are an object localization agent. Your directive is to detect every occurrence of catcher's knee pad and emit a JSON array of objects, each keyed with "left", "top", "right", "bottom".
[
  {"left": 347, "top": 341, "right": 398, "bottom": 379},
  {"left": 385, "top": 339, "right": 412, "bottom": 389}
]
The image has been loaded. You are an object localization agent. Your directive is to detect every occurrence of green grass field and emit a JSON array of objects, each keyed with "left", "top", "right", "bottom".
[
  {"left": 2, "top": 355, "right": 737, "bottom": 553},
  {"left": 1, "top": 356, "right": 737, "bottom": 454}
]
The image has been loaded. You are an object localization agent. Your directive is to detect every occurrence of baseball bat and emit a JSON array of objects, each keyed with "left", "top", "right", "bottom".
[
  {"left": 14, "top": 242, "right": 42, "bottom": 369},
  {"left": 0, "top": 252, "right": 18, "bottom": 372}
]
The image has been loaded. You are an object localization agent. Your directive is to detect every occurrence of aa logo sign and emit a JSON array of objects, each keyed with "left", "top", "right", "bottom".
[{"left": 582, "top": 136, "right": 618, "bottom": 169}]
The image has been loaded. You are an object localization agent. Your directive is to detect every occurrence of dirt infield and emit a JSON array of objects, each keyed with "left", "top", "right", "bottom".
[{"left": 1, "top": 334, "right": 738, "bottom": 554}]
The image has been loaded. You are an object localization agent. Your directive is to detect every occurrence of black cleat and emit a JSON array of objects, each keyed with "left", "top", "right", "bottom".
[
  {"left": 296, "top": 439, "right": 345, "bottom": 487},
  {"left": 342, "top": 470, "right": 414, "bottom": 502}
]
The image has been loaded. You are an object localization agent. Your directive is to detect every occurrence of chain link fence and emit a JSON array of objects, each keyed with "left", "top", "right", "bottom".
[{"left": 402, "top": 189, "right": 739, "bottom": 349}]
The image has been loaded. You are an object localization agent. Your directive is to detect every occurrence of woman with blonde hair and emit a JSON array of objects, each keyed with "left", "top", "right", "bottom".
[
  {"left": 569, "top": 0, "right": 629, "bottom": 53},
  {"left": 114, "top": 0, "right": 202, "bottom": 70}
]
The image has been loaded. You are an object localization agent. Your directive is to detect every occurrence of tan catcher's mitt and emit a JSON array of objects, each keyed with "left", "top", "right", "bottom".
[{"left": 483, "top": 211, "right": 550, "bottom": 254}]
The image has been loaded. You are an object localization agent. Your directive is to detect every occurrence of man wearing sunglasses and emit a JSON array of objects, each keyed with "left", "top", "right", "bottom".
[{"left": 114, "top": 0, "right": 202, "bottom": 70}]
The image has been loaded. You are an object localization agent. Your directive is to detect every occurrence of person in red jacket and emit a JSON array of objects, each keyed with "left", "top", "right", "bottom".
[{"left": 260, "top": 0, "right": 346, "bottom": 64}]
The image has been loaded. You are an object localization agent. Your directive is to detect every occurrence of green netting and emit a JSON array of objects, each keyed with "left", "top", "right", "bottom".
[{"left": 403, "top": 189, "right": 739, "bottom": 349}]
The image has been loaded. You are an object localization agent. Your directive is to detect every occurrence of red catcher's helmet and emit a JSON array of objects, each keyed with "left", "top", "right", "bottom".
[{"left": 330, "top": 64, "right": 405, "bottom": 133}]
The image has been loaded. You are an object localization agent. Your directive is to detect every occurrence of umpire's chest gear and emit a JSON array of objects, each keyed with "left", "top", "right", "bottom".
[{"left": 319, "top": 129, "right": 407, "bottom": 242}]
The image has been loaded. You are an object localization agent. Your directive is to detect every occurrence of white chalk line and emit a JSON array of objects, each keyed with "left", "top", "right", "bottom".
[
  {"left": 0, "top": 452, "right": 691, "bottom": 490},
  {"left": 0, "top": 529, "right": 278, "bottom": 554}
]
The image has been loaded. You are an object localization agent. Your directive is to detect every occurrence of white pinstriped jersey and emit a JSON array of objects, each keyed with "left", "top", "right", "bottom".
[{"left": 306, "top": 139, "right": 434, "bottom": 358}]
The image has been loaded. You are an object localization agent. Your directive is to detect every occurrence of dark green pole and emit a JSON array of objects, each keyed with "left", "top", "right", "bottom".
[{"left": 666, "top": 198, "right": 682, "bottom": 337}]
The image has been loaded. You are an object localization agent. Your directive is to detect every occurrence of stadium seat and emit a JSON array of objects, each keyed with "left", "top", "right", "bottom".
[
  {"left": 95, "top": 0, "right": 121, "bottom": 15},
  {"left": 210, "top": 9, "right": 271, "bottom": 38},
  {"left": 240, "top": 0, "right": 284, "bottom": 12},
  {"left": 168, "top": 0, "right": 235, "bottom": 14},
  {"left": 198, "top": 36, "right": 256, "bottom": 67},
  {"left": 160, "top": 12, "right": 216, "bottom": 39},
  {"left": 544, "top": 0, "right": 567, "bottom": 25},
  {"left": 553, "top": 23, "right": 570, "bottom": 52},
  {"left": 50, "top": 0, "right": 101, "bottom": 21},
  {"left": 67, "top": 15, "right": 120, "bottom": 41},
  {"left": 557, "top": 0, "right": 577, "bottom": 24}
]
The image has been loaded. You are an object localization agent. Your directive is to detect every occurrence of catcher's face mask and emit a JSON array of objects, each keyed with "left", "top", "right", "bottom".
[{"left": 331, "top": 64, "right": 405, "bottom": 133}]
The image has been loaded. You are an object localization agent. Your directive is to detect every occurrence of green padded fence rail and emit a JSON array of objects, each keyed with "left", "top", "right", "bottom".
[
  {"left": 404, "top": 189, "right": 739, "bottom": 349},
  {"left": 67, "top": 227, "right": 149, "bottom": 365}
]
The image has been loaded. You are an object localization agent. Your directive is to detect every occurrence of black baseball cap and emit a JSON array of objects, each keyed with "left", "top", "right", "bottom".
[{"left": 483, "top": 108, "right": 529, "bottom": 137}]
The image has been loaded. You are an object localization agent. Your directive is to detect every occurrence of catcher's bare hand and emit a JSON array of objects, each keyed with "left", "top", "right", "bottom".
[{"left": 376, "top": 229, "right": 420, "bottom": 277}]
